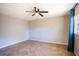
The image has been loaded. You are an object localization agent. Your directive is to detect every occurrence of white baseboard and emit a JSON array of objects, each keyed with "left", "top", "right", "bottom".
[
  {"left": 0, "top": 39, "right": 68, "bottom": 49},
  {"left": 0, "top": 40, "right": 28, "bottom": 49},
  {"left": 30, "top": 39, "right": 68, "bottom": 45}
]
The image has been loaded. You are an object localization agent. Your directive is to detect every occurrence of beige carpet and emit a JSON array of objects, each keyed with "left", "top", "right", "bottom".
[{"left": 0, "top": 40, "right": 75, "bottom": 56}]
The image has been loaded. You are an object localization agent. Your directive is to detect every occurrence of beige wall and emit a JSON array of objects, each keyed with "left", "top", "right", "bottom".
[
  {"left": 0, "top": 14, "right": 29, "bottom": 48},
  {"left": 0, "top": 12, "right": 70, "bottom": 48},
  {"left": 74, "top": 4, "right": 79, "bottom": 55},
  {"left": 29, "top": 15, "right": 70, "bottom": 45}
]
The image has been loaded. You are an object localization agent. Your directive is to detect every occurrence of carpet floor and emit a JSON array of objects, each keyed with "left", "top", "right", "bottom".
[{"left": 0, "top": 40, "right": 75, "bottom": 56}]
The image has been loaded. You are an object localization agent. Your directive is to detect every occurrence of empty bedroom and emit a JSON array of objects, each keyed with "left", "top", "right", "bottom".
[{"left": 0, "top": 3, "right": 79, "bottom": 56}]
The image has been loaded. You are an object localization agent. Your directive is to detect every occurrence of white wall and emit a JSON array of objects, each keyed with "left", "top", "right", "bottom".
[
  {"left": 0, "top": 13, "right": 70, "bottom": 48},
  {"left": 29, "top": 15, "right": 70, "bottom": 45},
  {"left": 0, "top": 14, "right": 29, "bottom": 48}
]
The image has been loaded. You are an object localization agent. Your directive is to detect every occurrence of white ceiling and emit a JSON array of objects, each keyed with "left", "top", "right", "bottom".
[{"left": 0, "top": 3, "right": 75, "bottom": 20}]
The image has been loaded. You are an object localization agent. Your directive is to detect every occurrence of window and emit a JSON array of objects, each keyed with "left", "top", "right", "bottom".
[{"left": 74, "top": 14, "right": 79, "bottom": 35}]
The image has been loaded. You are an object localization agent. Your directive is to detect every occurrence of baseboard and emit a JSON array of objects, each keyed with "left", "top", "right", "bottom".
[
  {"left": 0, "top": 40, "right": 28, "bottom": 49},
  {"left": 74, "top": 51, "right": 79, "bottom": 56},
  {"left": 30, "top": 39, "right": 68, "bottom": 45},
  {"left": 0, "top": 39, "right": 68, "bottom": 49}
]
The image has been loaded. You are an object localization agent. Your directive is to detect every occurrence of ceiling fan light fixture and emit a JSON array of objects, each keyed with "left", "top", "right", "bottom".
[{"left": 25, "top": 7, "right": 48, "bottom": 17}]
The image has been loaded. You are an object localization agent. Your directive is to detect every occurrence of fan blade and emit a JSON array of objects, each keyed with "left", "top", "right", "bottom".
[
  {"left": 39, "top": 11, "right": 48, "bottom": 13},
  {"left": 39, "top": 13, "right": 43, "bottom": 17},
  {"left": 32, "top": 13, "right": 35, "bottom": 16},
  {"left": 37, "top": 8, "right": 40, "bottom": 12},
  {"left": 34, "top": 7, "right": 37, "bottom": 12},
  {"left": 25, "top": 11, "right": 34, "bottom": 13}
]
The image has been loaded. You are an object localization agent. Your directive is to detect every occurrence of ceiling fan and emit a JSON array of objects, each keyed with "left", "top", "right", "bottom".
[{"left": 25, "top": 7, "right": 48, "bottom": 17}]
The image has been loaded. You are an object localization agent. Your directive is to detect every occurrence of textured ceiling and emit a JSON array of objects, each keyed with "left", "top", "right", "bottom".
[{"left": 0, "top": 3, "right": 75, "bottom": 20}]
